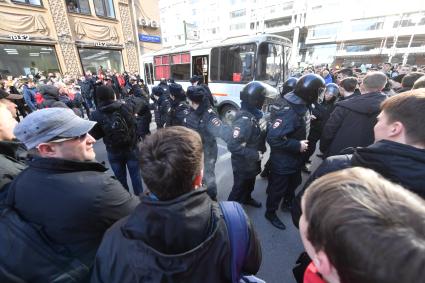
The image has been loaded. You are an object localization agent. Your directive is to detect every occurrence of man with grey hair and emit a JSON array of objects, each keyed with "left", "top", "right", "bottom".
[
  {"left": 4, "top": 108, "right": 139, "bottom": 280},
  {"left": 320, "top": 72, "right": 387, "bottom": 157}
]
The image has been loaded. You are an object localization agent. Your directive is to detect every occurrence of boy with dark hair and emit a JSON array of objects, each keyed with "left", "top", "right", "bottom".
[
  {"left": 91, "top": 127, "right": 261, "bottom": 283},
  {"left": 299, "top": 167, "right": 425, "bottom": 283}
]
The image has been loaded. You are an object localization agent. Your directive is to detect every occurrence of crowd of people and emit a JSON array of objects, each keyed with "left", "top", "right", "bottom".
[{"left": 0, "top": 61, "right": 424, "bottom": 283}]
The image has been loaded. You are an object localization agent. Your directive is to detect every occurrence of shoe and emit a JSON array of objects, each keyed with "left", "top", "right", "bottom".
[
  {"left": 265, "top": 212, "right": 286, "bottom": 230},
  {"left": 243, "top": 198, "right": 262, "bottom": 208},
  {"left": 301, "top": 165, "right": 311, "bottom": 174}
]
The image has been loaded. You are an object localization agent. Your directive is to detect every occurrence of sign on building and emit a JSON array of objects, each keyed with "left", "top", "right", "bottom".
[
  {"left": 184, "top": 21, "right": 200, "bottom": 40},
  {"left": 139, "top": 34, "right": 161, "bottom": 43}
]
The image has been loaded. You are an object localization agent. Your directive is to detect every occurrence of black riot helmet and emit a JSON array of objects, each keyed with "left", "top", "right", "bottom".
[
  {"left": 324, "top": 83, "right": 340, "bottom": 97},
  {"left": 281, "top": 77, "right": 298, "bottom": 96},
  {"left": 169, "top": 83, "right": 186, "bottom": 101},
  {"left": 240, "top": 81, "right": 268, "bottom": 109},
  {"left": 294, "top": 74, "right": 326, "bottom": 104},
  {"left": 187, "top": 85, "right": 207, "bottom": 104}
]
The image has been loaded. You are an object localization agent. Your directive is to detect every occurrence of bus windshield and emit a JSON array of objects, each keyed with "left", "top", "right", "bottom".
[{"left": 256, "top": 42, "right": 284, "bottom": 87}]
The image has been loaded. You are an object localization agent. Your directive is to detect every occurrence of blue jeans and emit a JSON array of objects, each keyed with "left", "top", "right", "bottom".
[{"left": 107, "top": 148, "right": 144, "bottom": 195}]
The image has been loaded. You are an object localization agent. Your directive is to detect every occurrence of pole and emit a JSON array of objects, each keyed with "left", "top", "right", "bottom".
[{"left": 183, "top": 20, "right": 187, "bottom": 46}]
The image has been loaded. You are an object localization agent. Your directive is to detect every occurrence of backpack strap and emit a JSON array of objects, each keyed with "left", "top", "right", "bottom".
[{"left": 219, "top": 201, "right": 250, "bottom": 283}]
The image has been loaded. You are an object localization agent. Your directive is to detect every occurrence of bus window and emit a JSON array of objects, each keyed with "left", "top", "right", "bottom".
[
  {"left": 144, "top": 63, "right": 154, "bottom": 85},
  {"left": 210, "top": 43, "right": 256, "bottom": 83},
  {"left": 256, "top": 42, "right": 284, "bottom": 86},
  {"left": 170, "top": 53, "right": 190, "bottom": 81},
  {"left": 154, "top": 55, "right": 170, "bottom": 80}
]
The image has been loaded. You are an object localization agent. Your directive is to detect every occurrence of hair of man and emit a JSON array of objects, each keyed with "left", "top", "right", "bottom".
[
  {"left": 401, "top": 72, "right": 425, "bottom": 88},
  {"left": 339, "top": 77, "right": 358, "bottom": 92},
  {"left": 362, "top": 71, "right": 387, "bottom": 92},
  {"left": 412, "top": 75, "right": 425, "bottom": 89},
  {"left": 302, "top": 167, "right": 425, "bottom": 283},
  {"left": 380, "top": 89, "right": 425, "bottom": 145},
  {"left": 139, "top": 126, "right": 203, "bottom": 201}
]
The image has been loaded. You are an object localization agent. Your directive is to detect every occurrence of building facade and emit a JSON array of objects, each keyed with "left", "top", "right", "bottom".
[
  {"left": 0, "top": 0, "right": 156, "bottom": 77},
  {"left": 158, "top": 0, "right": 425, "bottom": 67}
]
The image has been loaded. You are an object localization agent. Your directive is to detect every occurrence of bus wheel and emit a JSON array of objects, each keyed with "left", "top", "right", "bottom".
[{"left": 220, "top": 105, "right": 237, "bottom": 125}]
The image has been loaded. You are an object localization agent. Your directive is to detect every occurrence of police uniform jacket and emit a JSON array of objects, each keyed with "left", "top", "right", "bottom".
[
  {"left": 185, "top": 101, "right": 225, "bottom": 163},
  {"left": 166, "top": 99, "right": 190, "bottom": 127},
  {"left": 267, "top": 92, "right": 310, "bottom": 175},
  {"left": 228, "top": 109, "right": 266, "bottom": 177}
]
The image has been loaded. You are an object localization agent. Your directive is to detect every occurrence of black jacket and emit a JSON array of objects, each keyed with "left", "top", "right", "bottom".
[
  {"left": 267, "top": 93, "right": 310, "bottom": 174},
  {"left": 90, "top": 189, "right": 261, "bottom": 283},
  {"left": 0, "top": 141, "right": 26, "bottom": 195},
  {"left": 166, "top": 99, "right": 190, "bottom": 127},
  {"left": 228, "top": 109, "right": 266, "bottom": 177},
  {"left": 9, "top": 157, "right": 139, "bottom": 266},
  {"left": 90, "top": 101, "right": 138, "bottom": 152},
  {"left": 292, "top": 140, "right": 425, "bottom": 227},
  {"left": 320, "top": 92, "right": 386, "bottom": 157}
]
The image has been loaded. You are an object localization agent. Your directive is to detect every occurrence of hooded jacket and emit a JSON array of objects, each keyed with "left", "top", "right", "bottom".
[
  {"left": 320, "top": 91, "right": 386, "bottom": 157},
  {"left": 0, "top": 140, "right": 26, "bottom": 197},
  {"left": 90, "top": 189, "right": 261, "bottom": 283},
  {"left": 292, "top": 140, "right": 425, "bottom": 227}
]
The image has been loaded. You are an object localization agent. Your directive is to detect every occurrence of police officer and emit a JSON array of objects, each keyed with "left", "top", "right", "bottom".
[
  {"left": 151, "top": 86, "right": 170, "bottom": 129},
  {"left": 261, "top": 77, "right": 299, "bottom": 178},
  {"left": 302, "top": 82, "right": 339, "bottom": 167},
  {"left": 227, "top": 81, "right": 269, "bottom": 208},
  {"left": 190, "top": 75, "right": 215, "bottom": 107},
  {"left": 127, "top": 76, "right": 152, "bottom": 139},
  {"left": 265, "top": 74, "right": 325, "bottom": 229},
  {"left": 185, "top": 86, "right": 229, "bottom": 200},
  {"left": 166, "top": 83, "right": 189, "bottom": 127}
]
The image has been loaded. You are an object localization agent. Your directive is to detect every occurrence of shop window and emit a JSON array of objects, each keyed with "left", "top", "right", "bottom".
[
  {"left": 65, "top": 0, "right": 91, "bottom": 15},
  {"left": 78, "top": 48, "right": 123, "bottom": 74},
  {"left": 210, "top": 44, "right": 256, "bottom": 83},
  {"left": 0, "top": 44, "right": 60, "bottom": 77},
  {"left": 94, "top": 0, "right": 115, "bottom": 18},
  {"left": 12, "top": 0, "right": 42, "bottom": 6}
]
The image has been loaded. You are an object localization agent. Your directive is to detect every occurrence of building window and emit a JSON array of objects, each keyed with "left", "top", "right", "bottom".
[
  {"left": 11, "top": 0, "right": 42, "bottom": 6},
  {"left": 0, "top": 44, "right": 60, "bottom": 77},
  {"left": 94, "top": 0, "right": 115, "bottom": 18},
  {"left": 309, "top": 23, "right": 339, "bottom": 38},
  {"left": 351, "top": 18, "right": 384, "bottom": 32},
  {"left": 210, "top": 43, "right": 256, "bottom": 82},
  {"left": 78, "top": 48, "right": 123, "bottom": 74},
  {"left": 230, "top": 9, "right": 246, "bottom": 18},
  {"left": 393, "top": 13, "right": 425, "bottom": 28},
  {"left": 282, "top": 2, "right": 293, "bottom": 10},
  {"left": 265, "top": 17, "right": 292, "bottom": 29},
  {"left": 229, "top": 23, "right": 246, "bottom": 31},
  {"left": 65, "top": 0, "right": 91, "bottom": 15}
]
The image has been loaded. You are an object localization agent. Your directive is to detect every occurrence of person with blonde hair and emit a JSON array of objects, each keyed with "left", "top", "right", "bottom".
[{"left": 299, "top": 167, "right": 425, "bottom": 283}]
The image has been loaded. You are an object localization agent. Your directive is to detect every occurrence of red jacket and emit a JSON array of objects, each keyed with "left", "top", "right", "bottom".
[{"left": 304, "top": 262, "right": 326, "bottom": 283}]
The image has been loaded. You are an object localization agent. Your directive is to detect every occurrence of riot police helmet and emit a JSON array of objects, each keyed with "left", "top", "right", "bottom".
[
  {"left": 324, "top": 83, "right": 340, "bottom": 97},
  {"left": 240, "top": 81, "right": 268, "bottom": 109},
  {"left": 294, "top": 74, "right": 326, "bottom": 104},
  {"left": 152, "top": 86, "right": 165, "bottom": 97},
  {"left": 281, "top": 77, "right": 298, "bottom": 96},
  {"left": 169, "top": 83, "right": 186, "bottom": 100},
  {"left": 187, "top": 85, "right": 207, "bottom": 104}
]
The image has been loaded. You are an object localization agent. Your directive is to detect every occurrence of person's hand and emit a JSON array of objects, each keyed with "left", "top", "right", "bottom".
[
  {"left": 300, "top": 140, "right": 309, "bottom": 152},
  {"left": 311, "top": 115, "right": 317, "bottom": 120}
]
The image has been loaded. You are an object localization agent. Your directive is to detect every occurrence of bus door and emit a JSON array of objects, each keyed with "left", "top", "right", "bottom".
[
  {"left": 143, "top": 62, "right": 154, "bottom": 87},
  {"left": 192, "top": 55, "right": 209, "bottom": 84}
]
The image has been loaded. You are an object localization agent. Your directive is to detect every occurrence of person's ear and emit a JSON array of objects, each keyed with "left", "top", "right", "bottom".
[
  {"left": 37, "top": 143, "right": 57, "bottom": 157},
  {"left": 389, "top": 121, "right": 403, "bottom": 137},
  {"left": 192, "top": 169, "right": 204, "bottom": 189},
  {"left": 314, "top": 250, "right": 339, "bottom": 283}
]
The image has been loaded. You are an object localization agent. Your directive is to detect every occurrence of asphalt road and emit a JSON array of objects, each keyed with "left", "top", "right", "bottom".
[{"left": 93, "top": 136, "right": 322, "bottom": 283}]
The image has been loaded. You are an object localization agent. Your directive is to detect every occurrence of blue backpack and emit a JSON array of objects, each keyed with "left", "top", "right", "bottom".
[{"left": 219, "top": 201, "right": 266, "bottom": 283}]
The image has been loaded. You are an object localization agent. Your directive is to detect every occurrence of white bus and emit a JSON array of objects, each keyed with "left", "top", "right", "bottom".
[{"left": 140, "top": 34, "right": 292, "bottom": 123}]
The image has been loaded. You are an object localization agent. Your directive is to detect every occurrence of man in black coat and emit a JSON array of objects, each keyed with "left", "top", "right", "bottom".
[
  {"left": 127, "top": 76, "right": 151, "bottom": 139},
  {"left": 166, "top": 83, "right": 189, "bottom": 127},
  {"left": 293, "top": 89, "right": 425, "bottom": 226},
  {"left": 91, "top": 127, "right": 261, "bottom": 283},
  {"left": 5, "top": 108, "right": 139, "bottom": 281},
  {"left": 90, "top": 86, "right": 144, "bottom": 195},
  {"left": 320, "top": 72, "right": 387, "bottom": 157}
]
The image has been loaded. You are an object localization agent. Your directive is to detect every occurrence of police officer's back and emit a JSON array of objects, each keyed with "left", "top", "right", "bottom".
[
  {"left": 166, "top": 83, "right": 189, "bottom": 127},
  {"left": 227, "top": 82, "right": 268, "bottom": 208},
  {"left": 185, "top": 86, "right": 228, "bottom": 200},
  {"left": 151, "top": 86, "right": 170, "bottom": 129}
]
